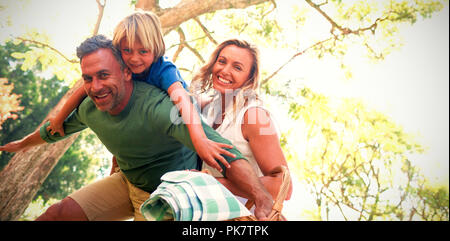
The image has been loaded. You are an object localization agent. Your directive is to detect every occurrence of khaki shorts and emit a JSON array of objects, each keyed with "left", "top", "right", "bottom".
[{"left": 69, "top": 170, "right": 150, "bottom": 221}]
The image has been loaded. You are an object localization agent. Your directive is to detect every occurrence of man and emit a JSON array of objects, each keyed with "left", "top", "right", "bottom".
[{"left": 0, "top": 35, "right": 273, "bottom": 221}]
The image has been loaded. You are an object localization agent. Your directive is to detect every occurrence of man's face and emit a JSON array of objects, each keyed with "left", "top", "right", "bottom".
[{"left": 81, "top": 48, "right": 131, "bottom": 114}]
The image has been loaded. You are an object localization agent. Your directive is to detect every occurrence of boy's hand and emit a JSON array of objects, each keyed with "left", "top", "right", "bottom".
[
  {"left": 110, "top": 156, "right": 119, "bottom": 176},
  {"left": 194, "top": 137, "right": 236, "bottom": 173},
  {"left": 46, "top": 117, "right": 65, "bottom": 136},
  {"left": 0, "top": 140, "right": 28, "bottom": 153}
]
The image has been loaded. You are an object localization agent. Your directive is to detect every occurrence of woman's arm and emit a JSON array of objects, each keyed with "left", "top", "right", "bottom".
[{"left": 241, "top": 107, "right": 293, "bottom": 200}]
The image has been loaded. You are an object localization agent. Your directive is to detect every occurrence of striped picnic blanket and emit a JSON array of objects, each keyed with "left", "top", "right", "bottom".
[{"left": 140, "top": 170, "right": 252, "bottom": 221}]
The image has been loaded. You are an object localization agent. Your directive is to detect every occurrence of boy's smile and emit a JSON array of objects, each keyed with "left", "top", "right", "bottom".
[{"left": 120, "top": 38, "right": 155, "bottom": 74}]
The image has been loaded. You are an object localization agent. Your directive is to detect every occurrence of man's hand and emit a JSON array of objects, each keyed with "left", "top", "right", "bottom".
[
  {"left": 253, "top": 188, "right": 274, "bottom": 221},
  {"left": 225, "top": 159, "right": 274, "bottom": 221}
]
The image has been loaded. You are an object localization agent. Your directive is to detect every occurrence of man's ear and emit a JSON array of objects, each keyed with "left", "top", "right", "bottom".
[{"left": 123, "top": 67, "right": 132, "bottom": 81}]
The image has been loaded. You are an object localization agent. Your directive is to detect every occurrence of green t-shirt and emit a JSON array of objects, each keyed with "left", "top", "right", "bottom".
[{"left": 40, "top": 81, "right": 245, "bottom": 193}]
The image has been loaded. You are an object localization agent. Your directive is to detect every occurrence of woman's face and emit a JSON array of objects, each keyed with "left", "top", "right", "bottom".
[{"left": 211, "top": 45, "right": 253, "bottom": 94}]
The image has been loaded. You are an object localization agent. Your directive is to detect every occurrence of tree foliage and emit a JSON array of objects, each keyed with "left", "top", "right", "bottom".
[
  {"left": 0, "top": 41, "right": 108, "bottom": 205},
  {"left": 276, "top": 83, "right": 448, "bottom": 220},
  {"left": 0, "top": 78, "right": 23, "bottom": 127}
]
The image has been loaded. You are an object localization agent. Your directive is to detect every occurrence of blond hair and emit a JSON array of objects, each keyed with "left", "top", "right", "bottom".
[
  {"left": 191, "top": 39, "right": 261, "bottom": 121},
  {"left": 112, "top": 10, "right": 165, "bottom": 61}
]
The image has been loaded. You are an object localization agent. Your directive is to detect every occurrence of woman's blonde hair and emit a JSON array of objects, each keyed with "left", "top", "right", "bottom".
[
  {"left": 191, "top": 39, "right": 261, "bottom": 118},
  {"left": 112, "top": 10, "right": 165, "bottom": 61}
]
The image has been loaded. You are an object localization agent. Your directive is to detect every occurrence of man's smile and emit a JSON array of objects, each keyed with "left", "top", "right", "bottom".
[{"left": 91, "top": 90, "right": 112, "bottom": 105}]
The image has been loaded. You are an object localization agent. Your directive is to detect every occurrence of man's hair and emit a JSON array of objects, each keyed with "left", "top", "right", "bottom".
[
  {"left": 76, "top": 34, "right": 127, "bottom": 70},
  {"left": 112, "top": 10, "right": 165, "bottom": 61}
]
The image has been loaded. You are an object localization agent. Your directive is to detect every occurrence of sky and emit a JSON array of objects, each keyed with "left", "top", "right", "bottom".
[{"left": 0, "top": 0, "right": 448, "bottom": 220}]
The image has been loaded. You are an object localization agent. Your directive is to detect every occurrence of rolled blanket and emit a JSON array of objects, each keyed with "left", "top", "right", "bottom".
[{"left": 140, "top": 170, "right": 252, "bottom": 221}]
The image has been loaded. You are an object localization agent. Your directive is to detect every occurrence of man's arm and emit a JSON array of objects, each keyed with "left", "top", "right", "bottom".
[
  {"left": 198, "top": 122, "right": 274, "bottom": 220},
  {"left": 225, "top": 159, "right": 274, "bottom": 221},
  {"left": 0, "top": 129, "right": 46, "bottom": 153},
  {"left": 216, "top": 168, "right": 284, "bottom": 201}
]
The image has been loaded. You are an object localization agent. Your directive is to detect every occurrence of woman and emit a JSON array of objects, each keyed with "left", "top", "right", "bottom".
[{"left": 191, "top": 39, "right": 293, "bottom": 207}]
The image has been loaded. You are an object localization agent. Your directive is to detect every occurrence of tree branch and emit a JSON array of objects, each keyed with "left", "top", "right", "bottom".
[
  {"left": 306, "top": 0, "right": 391, "bottom": 36},
  {"left": 13, "top": 0, "right": 107, "bottom": 65},
  {"left": 261, "top": 0, "right": 277, "bottom": 19},
  {"left": 92, "top": 0, "right": 106, "bottom": 36},
  {"left": 172, "top": 27, "right": 186, "bottom": 63},
  {"left": 167, "top": 35, "right": 209, "bottom": 51},
  {"left": 193, "top": 17, "right": 217, "bottom": 45},
  {"left": 15, "top": 37, "right": 79, "bottom": 64},
  {"left": 317, "top": 0, "right": 328, "bottom": 7},
  {"left": 176, "top": 27, "right": 205, "bottom": 63},
  {"left": 147, "top": 0, "right": 270, "bottom": 33},
  {"left": 262, "top": 1, "right": 394, "bottom": 85},
  {"left": 135, "top": 0, "right": 159, "bottom": 13},
  {"left": 178, "top": 67, "right": 192, "bottom": 73},
  {"left": 261, "top": 36, "right": 333, "bottom": 85},
  {"left": 305, "top": 0, "right": 352, "bottom": 35}
]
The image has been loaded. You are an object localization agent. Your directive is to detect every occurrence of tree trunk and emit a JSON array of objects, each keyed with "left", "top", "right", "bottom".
[
  {"left": 0, "top": 80, "right": 82, "bottom": 221},
  {"left": 0, "top": 135, "right": 79, "bottom": 221},
  {"left": 0, "top": 0, "right": 270, "bottom": 221}
]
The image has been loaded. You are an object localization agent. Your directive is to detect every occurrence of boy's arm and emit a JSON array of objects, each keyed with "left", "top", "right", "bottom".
[
  {"left": 47, "top": 86, "right": 87, "bottom": 136},
  {"left": 167, "top": 82, "right": 234, "bottom": 172},
  {"left": 1, "top": 99, "right": 88, "bottom": 153},
  {"left": 0, "top": 129, "right": 46, "bottom": 153},
  {"left": 156, "top": 92, "right": 244, "bottom": 174}
]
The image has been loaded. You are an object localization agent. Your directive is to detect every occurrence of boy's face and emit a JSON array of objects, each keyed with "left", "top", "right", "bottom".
[
  {"left": 81, "top": 48, "right": 131, "bottom": 114},
  {"left": 119, "top": 38, "right": 155, "bottom": 74}
]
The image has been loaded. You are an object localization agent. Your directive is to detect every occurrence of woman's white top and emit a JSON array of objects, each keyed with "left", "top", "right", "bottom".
[
  {"left": 201, "top": 93, "right": 289, "bottom": 215},
  {"left": 201, "top": 94, "right": 273, "bottom": 178}
]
